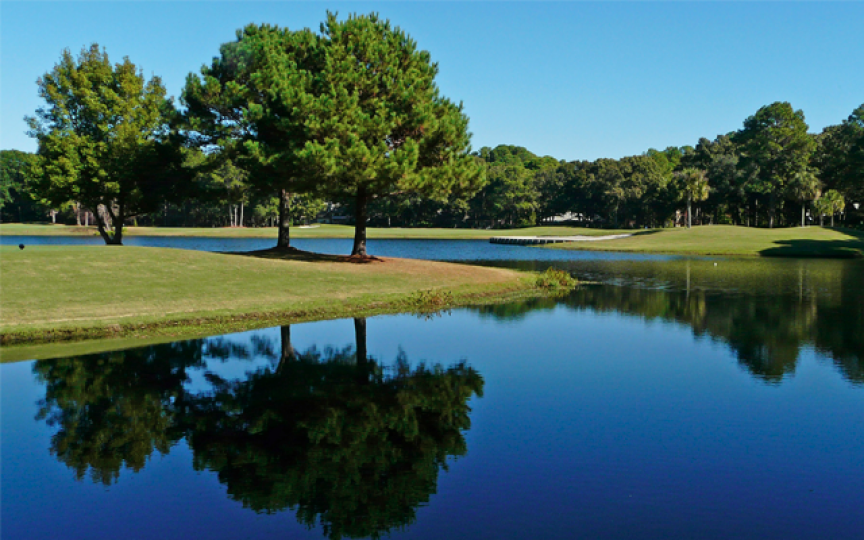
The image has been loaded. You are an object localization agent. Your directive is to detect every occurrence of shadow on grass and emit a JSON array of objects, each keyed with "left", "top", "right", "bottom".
[
  {"left": 761, "top": 229, "right": 864, "bottom": 258},
  {"left": 628, "top": 229, "right": 663, "bottom": 238},
  {"left": 226, "top": 246, "right": 385, "bottom": 264}
]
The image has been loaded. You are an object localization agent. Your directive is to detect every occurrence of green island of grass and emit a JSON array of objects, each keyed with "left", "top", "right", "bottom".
[
  {"left": 545, "top": 225, "right": 864, "bottom": 258},
  {"left": 0, "top": 245, "right": 568, "bottom": 359}
]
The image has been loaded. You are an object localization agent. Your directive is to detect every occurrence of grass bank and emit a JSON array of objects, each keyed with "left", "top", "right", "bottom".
[
  {"left": 0, "top": 222, "right": 631, "bottom": 239},
  {"left": 546, "top": 225, "right": 864, "bottom": 258},
  {"left": 0, "top": 245, "right": 554, "bottom": 353}
]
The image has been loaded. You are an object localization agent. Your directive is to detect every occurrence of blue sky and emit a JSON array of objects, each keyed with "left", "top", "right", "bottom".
[{"left": 2, "top": 1, "right": 862, "bottom": 161}]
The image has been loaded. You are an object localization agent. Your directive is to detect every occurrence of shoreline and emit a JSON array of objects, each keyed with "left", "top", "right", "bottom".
[{"left": 0, "top": 245, "right": 568, "bottom": 357}]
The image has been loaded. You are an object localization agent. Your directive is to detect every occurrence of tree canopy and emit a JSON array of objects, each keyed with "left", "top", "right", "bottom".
[
  {"left": 183, "top": 24, "right": 321, "bottom": 247},
  {"left": 26, "top": 45, "right": 185, "bottom": 244},
  {"left": 300, "top": 12, "right": 485, "bottom": 256}
]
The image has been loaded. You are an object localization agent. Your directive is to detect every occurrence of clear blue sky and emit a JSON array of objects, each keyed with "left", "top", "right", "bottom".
[{"left": 2, "top": 1, "right": 862, "bottom": 161}]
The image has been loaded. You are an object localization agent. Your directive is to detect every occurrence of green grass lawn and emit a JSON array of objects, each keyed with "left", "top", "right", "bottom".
[
  {"left": 546, "top": 225, "right": 864, "bottom": 258},
  {"left": 0, "top": 222, "right": 632, "bottom": 239},
  {"left": 0, "top": 245, "right": 537, "bottom": 349}
]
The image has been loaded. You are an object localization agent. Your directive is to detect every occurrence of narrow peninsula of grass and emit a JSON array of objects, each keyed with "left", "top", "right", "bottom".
[
  {"left": 546, "top": 225, "right": 864, "bottom": 258},
  {"left": 0, "top": 245, "right": 558, "bottom": 353},
  {"left": 0, "top": 222, "right": 632, "bottom": 240}
]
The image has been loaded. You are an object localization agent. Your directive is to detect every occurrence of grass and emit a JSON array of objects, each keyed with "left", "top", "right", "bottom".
[
  {"left": 0, "top": 245, "right": 553, "bottom": 353},
  {"left": 0, "top": 222, "right": 632, "bottom": 239},
  {"left": 545, "top": 225, "right": 864, "bottom": 258}
]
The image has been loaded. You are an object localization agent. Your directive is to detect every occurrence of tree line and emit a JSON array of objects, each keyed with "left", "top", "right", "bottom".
[{"left": 2, "top": 11, "right": 862, "bottom": 253}]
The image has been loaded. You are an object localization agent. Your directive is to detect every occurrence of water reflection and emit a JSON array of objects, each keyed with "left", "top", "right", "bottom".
[
  {"left": 474, "top": 258, "right": 864, "bottom": 384},
  {"left": 34, "top": 319, "right": 483, "bottom": 539}
]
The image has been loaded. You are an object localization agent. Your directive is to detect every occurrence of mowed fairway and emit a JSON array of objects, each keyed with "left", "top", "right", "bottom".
[
  {"left": 547, "top": 225, "right": 864, "bottom": 258},
  {"left": 0, "top": 246, "right": 529, "bottom": 341}
]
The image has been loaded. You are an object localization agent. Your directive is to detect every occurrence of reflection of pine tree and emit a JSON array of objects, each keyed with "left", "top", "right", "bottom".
[
  {"left": 185, "top": 320, "right": 483, "bottom": 539},
  {"left": 35, "top": 321, "right": 484, "bottom": 539},
  {"left": 34, "top": 340, "right": 206, "bottom": 484}
]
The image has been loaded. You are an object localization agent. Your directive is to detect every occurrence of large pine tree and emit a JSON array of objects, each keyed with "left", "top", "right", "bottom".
[{"left": 301, "top": 12, "right": 485, "bottom": 257}]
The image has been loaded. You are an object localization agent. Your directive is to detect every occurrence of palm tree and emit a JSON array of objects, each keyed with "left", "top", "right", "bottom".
[
  {"left": 787, "top": 169, "right": 821, "bottom": 227},
  {"left": 822, "top": 190, "right": 846, "bottom": 227},
  {"left": 676, "top": 168, "right": 710, "bottom": 228}
]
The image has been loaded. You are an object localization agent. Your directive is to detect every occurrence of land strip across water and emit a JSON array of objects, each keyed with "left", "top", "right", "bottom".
[
  {"left": 4, "top": 223, "right": 862, "bottom": 258},
  {"left": 544, "top": 225, "right": 864, "bottom": 258},
  {"left": 0, "top": 223, "right": 632, "bottom": 239}
]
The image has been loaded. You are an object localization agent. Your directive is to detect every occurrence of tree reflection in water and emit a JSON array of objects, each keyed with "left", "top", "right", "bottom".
[
  {"left": 473, "top": 259, "right": 863, "bottom": 384},
  {"left": 34, "top": 318, "right": 483, "bottom": 539}
]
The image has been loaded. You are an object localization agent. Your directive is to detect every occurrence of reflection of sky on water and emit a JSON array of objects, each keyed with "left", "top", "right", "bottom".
[
  {"left": 2, "top": 237, "right": 863, "bottom": 539},
  {"left": 3, "top": 300, "right": 864, "bottom": 539}
]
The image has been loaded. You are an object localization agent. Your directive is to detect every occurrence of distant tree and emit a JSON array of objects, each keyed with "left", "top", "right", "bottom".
[
  {"left": 675, "top": 168, "right": 710, "bottom": 228},
  {"left": 300, "top": 13, "right": 485, "bottom": 257},
  {"left": 26, "top": 45, "right": 184, "bottom": 244},
  {"left": 0, "top": 149, "right": 50, "bottom": 222},
  {"left": 786, "top": 169, "right": 821, "bottom": 227},
  {"left": 735, "top": 102, "right": 815, "bottom": 228},
  {"left": 814, "top": 189, "right": 845, "bottom": 227},
  {"left": 815, "top": 104, "right": 864, "bottom": 204}
]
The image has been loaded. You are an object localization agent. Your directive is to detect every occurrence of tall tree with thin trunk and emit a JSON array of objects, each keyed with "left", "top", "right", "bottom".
[
  {"left": 675, "top": 168, "right": 709, "bottom": 228},
  {"left": 301, "top": 12, "right": 485, "bottom": 257},
  {"left": 816, "top": 189, "right": 846, "bottom": 227},
  {"left": 786, "top": 169, "right": 821, "bottom": 227},
  {"left": 183, "top": 24, "right": 319, "bottom": 249},
  {"left": 27, "top": 45, "right": 183, "bottom": 244}
]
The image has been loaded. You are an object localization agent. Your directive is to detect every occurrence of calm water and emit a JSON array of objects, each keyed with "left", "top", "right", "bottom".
[{"left": 2, "top": 242, "right": 864, "bottom": 539}]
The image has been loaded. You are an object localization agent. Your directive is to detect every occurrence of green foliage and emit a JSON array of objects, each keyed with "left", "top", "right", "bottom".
[
  {"left": 182, "top": 24, "right": 319, "bottom": 195},
  {"left": 409, "top": 289, "right": 455, "bottom": 312},
  {"left": 26, "top": 45, "right": 184, "bottom": 243},
  {"left": 734, "top": 102, "right": 816, "bottom": 226},
  {"left": 0, "top": 149, "right": 50, "bottom": 221},
  {"left": 534, "top": 267, "right": 578, "bottom": 292},
  {"left": 814, "top": 189, "right": 846, "bottom": 226},
  {"left": 815, "top": 104, "right": 864, "bottom": 202},
  {"left": 300, "top": 12, "right": 485, "bottom": 255}
]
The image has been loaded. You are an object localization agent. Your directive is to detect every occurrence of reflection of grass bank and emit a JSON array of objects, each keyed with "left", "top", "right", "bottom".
[
  {"left": 546, "top": 225, "right": 864, "bottom": 258},
  {"left": 0, "top": 246, "right": 546, "bottom": 349},
  {"left": 0, "top": 223, "right": 632, "bottom": 239}
]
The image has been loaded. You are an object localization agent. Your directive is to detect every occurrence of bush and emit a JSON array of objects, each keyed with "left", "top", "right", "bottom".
[{"left": 534, "top": 268, "right": 578, "bottom": 292}]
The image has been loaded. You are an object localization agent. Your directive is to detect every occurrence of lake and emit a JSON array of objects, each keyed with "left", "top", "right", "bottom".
[{"left": 2, "top": 238, "right": 863, "bottom": 539}]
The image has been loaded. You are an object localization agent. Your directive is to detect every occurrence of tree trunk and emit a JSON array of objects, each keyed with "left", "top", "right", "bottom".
[
  {"left": 277, "top": 189, "right": 291, "bottom": 248},
  {"left": 352, "top": 186, "right": 369, "bottom": 257},
  {"left": 801, "top": 203, "right": 806, "bottom": 227},
  {"left": 113, "top": 204, "right": 124, "bottom": 245},
  {"left": 687, "top": 195, "right": 692, "bottom": 229},
  {"left": 276, "top": 325, "right": 295, "bottom": 374},
  {"left": 831, "top": 214, "right": 835, "bottom": 227},
  {"left": 50, "top": 210, "right": 56, "bottom": 224},
  {"left": 354, "top": 317, "right": 368, "bottom": 367},
  {"left": 76, "top": 202, "right": 82, "bottom": 226},
  {"left": 94, "top": 205, "right": 123, "bottom": 245},
  {"left": 240, "top": 202, "right": 244, "bottom": 228},
  {"left": 768, "top": 193, "right": 776, "bottom": 229}
]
